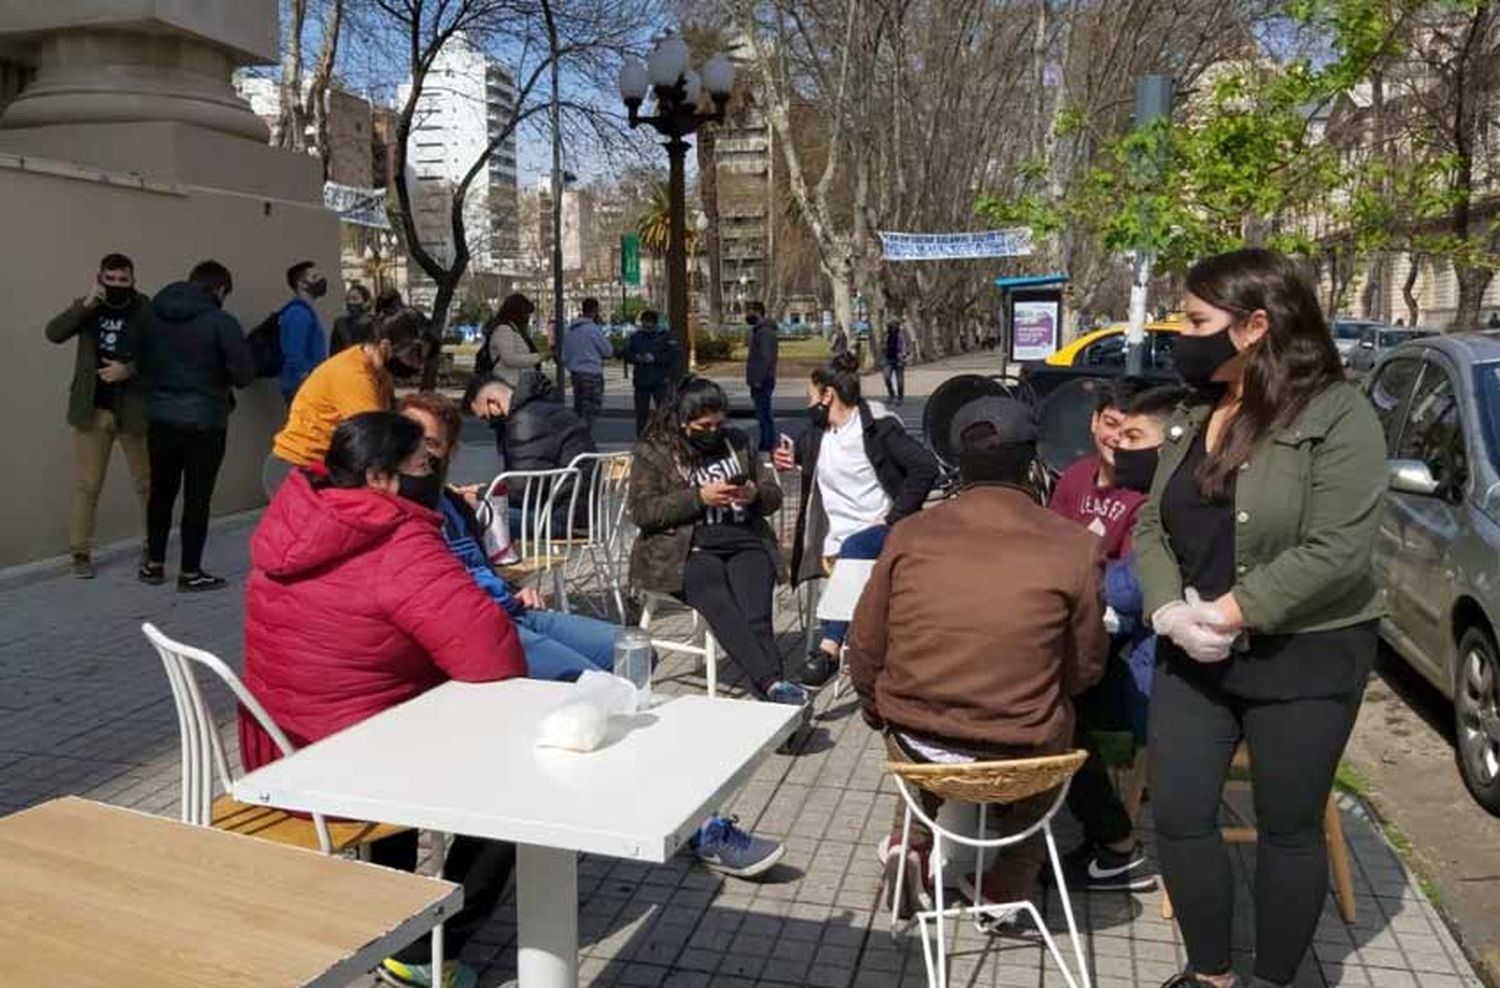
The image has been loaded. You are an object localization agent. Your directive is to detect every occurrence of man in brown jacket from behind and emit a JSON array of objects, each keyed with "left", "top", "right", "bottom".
[{"left": 847, "top": 395, "right": 1107, "bottom": 924}]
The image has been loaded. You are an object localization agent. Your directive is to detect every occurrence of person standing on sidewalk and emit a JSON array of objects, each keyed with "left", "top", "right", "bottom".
[
  {"left": 561, "top": 297, "right": 612, "bottom": 431},
  {"left": 139, "top": 261, "right": 256, "bottom": 592},
  {"left": 276, "top": 260, "right": 329, "bottom": 402},
  {"left": 329, "top": 282, "right": 372, "bottom": 355},
  {"left": 478, "top": 293, "right": 543, "bottom": 386},
  {"left": 1136, "top": 249, "right": 1385, "bottom": 988},
  {"left": 624, "top": 309, "right": 680, "bottom": 435},
  {"left": 46, "top": 253, "right": 154, "bottom": 579},
  {"left": 745, "top": 300, "right": 778, "bottom": 452},
  {"left": 881, "top": 320, "right": 913, "bottom": 406}
]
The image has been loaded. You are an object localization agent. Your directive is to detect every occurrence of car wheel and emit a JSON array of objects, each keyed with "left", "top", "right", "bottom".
[{"left": 1455, "top": 627, "right": 1500, "bottom": 815}]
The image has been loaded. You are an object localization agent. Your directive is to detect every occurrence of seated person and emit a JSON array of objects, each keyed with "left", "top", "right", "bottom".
[
  {"left": 847, "top": 396, "right": 1106, "bottom": 922},
  {"left": 1048, "top": 377, "right": 1148, "bottom": 560},
  {"left": 399, "top": 391, "right": 615, "bottom": 682},
  {"left": 1048, "top": 381, "right": 1187, "bottom": 893},
  {"left": 242, "top": 411, "right": 526, "bottom": 988},
  {"left": 464, "top": 371, "right": 597, "bottom": 533}
]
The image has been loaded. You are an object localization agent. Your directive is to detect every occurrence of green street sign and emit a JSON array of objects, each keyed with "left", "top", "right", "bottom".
[{"left": 621, "top": 233, "right": 641, "bottom": 286}]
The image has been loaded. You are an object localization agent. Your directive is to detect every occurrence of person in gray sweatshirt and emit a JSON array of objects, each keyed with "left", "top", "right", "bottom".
[{"left": 560, "top": 297, "right": 613, "bottom": 431}]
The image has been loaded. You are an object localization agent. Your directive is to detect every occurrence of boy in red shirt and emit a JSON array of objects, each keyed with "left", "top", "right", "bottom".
[{"left": 1048, "top": 378, "right": 1147, "bottom": 560}]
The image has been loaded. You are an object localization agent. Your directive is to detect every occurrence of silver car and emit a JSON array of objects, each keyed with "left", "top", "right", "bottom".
[
  {"left": 1347, "top": 326, "right": 1434, "bottom": 375},
  {"left": 1366, "top": 333, "right": 1500, "bottom": 814}
]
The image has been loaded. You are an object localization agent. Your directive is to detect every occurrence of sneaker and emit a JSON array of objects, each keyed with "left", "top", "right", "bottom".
[
  {"left": 879, "top": 835, "right": 933, "bottom": 923},
  {"left": 691, "top": 814, "right": 784, "bottom": 878},
  {"left": 377, "top": 957, "right": 478, "bottom": 988},
  {"left": 137, "top": 561, "right": 165, "bottom": 586},
  {"left": 1059, "top": 841, "right": 1158, "bottom": 892},
  {"left": 796, "top": 649, "right": 839, "bottom": 690},
  {"left": 1160, "top": 973, "right": 1239, "bottom": 988},
  {"left": 766, "top": 679, "right": 813, "bottom": 737},
  {"left": 177, "top": 571, "right": 228, "bottom": 593},
  {"left": 71, "top": 554, "right": 95, "bottom": 580}
]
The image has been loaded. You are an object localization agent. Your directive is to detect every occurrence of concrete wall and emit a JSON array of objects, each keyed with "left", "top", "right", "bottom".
[{"left": 0, "top": 152, "right": 340, "bottom": 567}]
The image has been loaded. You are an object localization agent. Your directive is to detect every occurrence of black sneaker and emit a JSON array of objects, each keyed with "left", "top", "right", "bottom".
[
  {"left": 796, "top": 649, "right": 839, "bottom": 690},
  {"left": 138, "top": 561, "right": 166, "bottom": 586},
  {"left": 71, "top": 554, "right": 96, "bottom": 580},
  {"left": 1160, "top": 973, "right": 1240, "bottom": 988},
  {"left": 1060, "top": 842, "right": 1158, "bottom": 892},
  {"left": 178, "top": 571, "right": 228, "bottom": 593}
]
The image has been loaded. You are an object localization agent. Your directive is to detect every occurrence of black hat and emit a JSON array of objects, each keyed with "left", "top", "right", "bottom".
[{"left": 950, "top": 396, "right": 1039, "bottom": 450}]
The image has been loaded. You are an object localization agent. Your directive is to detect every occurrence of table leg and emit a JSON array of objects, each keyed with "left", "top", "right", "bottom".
[{"left": 517, "top": 843, "right": 578, "bottom": 987}]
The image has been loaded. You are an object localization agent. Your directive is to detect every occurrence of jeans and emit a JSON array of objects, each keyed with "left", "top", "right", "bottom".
[
  {"left": 571, "top": 372, "right": 604, "bottom": 431},
  {"left": 819, "top": 524, "right": 890, "bottom": 645},
  {"left": 750, "top": 380, "right": 777, "bottom": 451},
  {"left": 517, "top": 608, "right": 616, "bottom": 681},
  {"left": 1150, "top": 658, "right": 1365, "bottom": 985},
  {"left": 634, "top": 383, "right": 669, "bottom": 436},
  {"left": 369, "top": 830, "right": 516, "bottom": 963},
  {"left": 882, "top": 363, "right": 906, "bottom": 403},
  {"left": 681, "top": 546, "right": 782, "bottom": 696},
  {"left": 146, "top": 421, "right": 227, "bottom": 574},
  {"left": 69, "top": 408, "right": 149, "bottom": 556}
]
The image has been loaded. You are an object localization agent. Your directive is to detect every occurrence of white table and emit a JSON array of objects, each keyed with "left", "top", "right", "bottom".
[{"left": 234, "top": 679, "right": 801, "bottom": 987}]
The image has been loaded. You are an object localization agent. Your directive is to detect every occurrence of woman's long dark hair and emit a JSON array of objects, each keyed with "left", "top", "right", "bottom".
[
  {"left": 486, "top": 293, "right": 538, "bottom": 352},
  {"left": 646, "top": 377, "right": 730, "bottom": 465},
  {"left": 321, "top": 411, "right": 424, "bottom": 489},
  {"left": 810, "top": 351, "right": 861, "bottom": 406},
  {"left": 1187, "top": 248, "right": 1343, "bottom": 497}
]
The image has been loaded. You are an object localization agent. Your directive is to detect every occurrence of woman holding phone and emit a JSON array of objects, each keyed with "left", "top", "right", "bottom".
[
  {"left": 629, "top": 378, "right": 811, "bottom": 707},
  {"left": 1134, "top": 249, "right": 1386, "bottom": 988},
  {"left": 775, "top": 352, "right": 939, "bottom": 685}
]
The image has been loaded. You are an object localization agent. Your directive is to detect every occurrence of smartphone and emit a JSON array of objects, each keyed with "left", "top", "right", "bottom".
[{"left": 726, "top": 473, "right": 751, "bottom": 486}]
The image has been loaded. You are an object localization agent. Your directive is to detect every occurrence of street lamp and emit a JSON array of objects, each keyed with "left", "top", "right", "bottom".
[{"left": 619, "top": 35, "right": 735, "bottom": 354}]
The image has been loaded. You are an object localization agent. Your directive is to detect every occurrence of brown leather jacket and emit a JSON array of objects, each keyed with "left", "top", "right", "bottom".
[{"left": 847, "top": 483, "right": 1108, "bottom": 752}]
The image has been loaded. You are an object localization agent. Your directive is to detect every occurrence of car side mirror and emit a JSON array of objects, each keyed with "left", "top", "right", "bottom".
[{"left": 1388, "top": 459, "right": 1441, "bottom": 497}]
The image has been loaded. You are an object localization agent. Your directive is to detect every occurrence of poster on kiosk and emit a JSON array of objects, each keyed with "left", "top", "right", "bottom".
[{"left": 1008, "top": 290, "right": 1062, "bottom": 362}]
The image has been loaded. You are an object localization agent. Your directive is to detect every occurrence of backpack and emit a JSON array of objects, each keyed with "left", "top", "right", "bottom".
[{"left": 246, "top": 310, "right": 284, "bottom": 378}]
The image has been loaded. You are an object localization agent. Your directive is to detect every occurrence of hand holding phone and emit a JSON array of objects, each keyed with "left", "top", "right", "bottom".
[{"left": 772, "top": 434, "right": 795, "bottom": 471}]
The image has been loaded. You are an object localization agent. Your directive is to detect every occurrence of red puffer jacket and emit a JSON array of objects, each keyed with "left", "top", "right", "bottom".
[{"left": 239, "top": 470, "right": 525, "bottom": 772}]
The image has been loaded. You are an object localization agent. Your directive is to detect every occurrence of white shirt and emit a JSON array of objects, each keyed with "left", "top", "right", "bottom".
[{"left": 815, "top": 408, "right": 892, "bottom": 556}]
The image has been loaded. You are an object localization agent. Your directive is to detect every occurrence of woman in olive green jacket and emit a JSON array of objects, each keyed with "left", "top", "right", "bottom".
[{"left": 1136, "top": 250, "right": 1385, "bottom": 988}]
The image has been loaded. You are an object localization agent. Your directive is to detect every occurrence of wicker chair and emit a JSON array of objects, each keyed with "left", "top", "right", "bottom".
[{"left": 885, "top": 749, "right": 1092, "bottom": 988}]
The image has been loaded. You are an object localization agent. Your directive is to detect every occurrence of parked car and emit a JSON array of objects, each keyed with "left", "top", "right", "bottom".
[
  {"left": 1333, "top": 317, "right": 1384, "bottom": 365},
  {"left": 1365, "top": 333, "right": 1500, "bottom": 814},
  {"left": 1347, "top": 325, "right": 1435, "bottom": 374},
  {"left": 1043, "top": 313, "right": 1184, "bottom": 370}
]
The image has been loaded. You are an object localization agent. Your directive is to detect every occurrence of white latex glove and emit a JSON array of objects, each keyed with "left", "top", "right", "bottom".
[
  {"left": 1152, "top": 588, "right": 1236, "bottom": 663},
  {"left": 1103, "top": 606, "right": 1121, "bottom": 635}
]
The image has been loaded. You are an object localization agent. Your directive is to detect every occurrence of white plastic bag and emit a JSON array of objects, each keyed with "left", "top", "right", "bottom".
[
  {"left": 475, "top": 488, "right": 519, "bottom": 566},
  {"left": 534, "top": 671, "right": 641, "bottom": 752}
]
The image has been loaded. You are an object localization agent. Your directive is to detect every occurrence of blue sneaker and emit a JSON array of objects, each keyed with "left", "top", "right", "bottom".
[
  {"left": 691, "top": 814, "right": 785, "bottom": 878},
  {"left": 378, "top": 957, "right": 478, "bottom": 988}
]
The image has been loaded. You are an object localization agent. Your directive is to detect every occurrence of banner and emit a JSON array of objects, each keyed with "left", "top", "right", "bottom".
[
  {"left": 879, "top": 228, "right": 1033, "bottom": 261},
  {"left": 1010, "top": 297, "right": 1061, "bottom": 361},
  {"left": 620, "top": 233, "right": 641, "bottom": 286},
  {"left": 323, "top": 182, "right": 389, "bottom": 229}
]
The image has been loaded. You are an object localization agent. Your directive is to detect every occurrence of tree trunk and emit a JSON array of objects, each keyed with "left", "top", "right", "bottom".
[
  {"left": 276, "top": 0, "right": 308, "bottom": 150},
  {"left": 1454, "top": 263, "right": 1492, "bottom": 331},
  {"left": 420, "top": 277, "right": 459, "bottom": 389},
  {"left": 1403, "top": 253, "right": 1423, "bottom": 327},
  {"left": 697, "top": 128, "right": 725, "bottom": 331}
]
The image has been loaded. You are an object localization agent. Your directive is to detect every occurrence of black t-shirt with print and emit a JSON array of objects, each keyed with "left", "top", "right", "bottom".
[
  {"left": 92, "top": 305, "right": 133, "bottom": 411},
  {"left": 688, "top": 441, "right": 763, "bottom": 551}
]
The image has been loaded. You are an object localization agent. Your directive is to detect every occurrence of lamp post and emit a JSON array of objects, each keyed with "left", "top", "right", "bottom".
[{"left": 619, "top": 35, "right": 735, "bottom": 354}]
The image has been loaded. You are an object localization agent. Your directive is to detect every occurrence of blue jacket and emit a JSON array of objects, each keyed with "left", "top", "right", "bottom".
[
  {"left": 1104, "top": 553, "right": 1155, "bottom": 742},
  {"left": 439, "top": 492, "right": 524, "bottom": 618},
  {"left": 561, "top": 317, "right": 612, "bottom": 376},
  {"left": 624, "top": 326, "right": 681, "bottom": 391},
  {"left": 278, "top": 298, "right": 328, "bottom": 398}
]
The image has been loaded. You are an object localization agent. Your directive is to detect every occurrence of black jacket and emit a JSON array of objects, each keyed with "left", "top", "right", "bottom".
[
  {"left": 745, "top": 318, "right": 778, "bottom": 388},
  {"left": 45, "top": 291, "right": 154, "bottom": 433},
  {"left": 500, "top": 372, "right": 598, "bottom": 526},
  {"left": 790, "top": 399, "right": 940, "bottom": 584},
  {"left": 145, "top": 282, "right": 256, "bottom": 429},
  {"left": 624, "top": 327, "right": 681, "bottom": 391}
]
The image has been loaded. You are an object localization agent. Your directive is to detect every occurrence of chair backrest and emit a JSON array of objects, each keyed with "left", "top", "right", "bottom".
[
  {"left": 141, "top": 623, "right": 333, "bottom": 853},
  {"left": 483, "top": 466, "right": 581, "bottom": 565},
  {"left": 885, "top": 749, "right": 1088, "bottom": 805},
  {"left": 567, "top": 451, "right": 632, "bottom": 552}
]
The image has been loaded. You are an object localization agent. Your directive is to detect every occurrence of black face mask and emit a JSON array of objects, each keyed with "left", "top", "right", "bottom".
[
  {"left": 746, "top": 315, "right": 758, "bottom": 327},
  {"left": 686, "top": 428, "right": 726, "bottom": 457},
  {"left": 1173, "top": 328, "right": 1240, "bottom": 388},
  {"left": 808, "top": 402, "right": 832, "bottom": 430},
  {"left": 397, "top": 471, "right": 444, "bottom": 510},
  {"left": 1113, "top": 445, "right": 1160, "bottom": 494},
  {"left": 386, "top": 353, "right": 423, "bottom": 380},
  {"left": 103, "top": 284, "right": 132, "bottom": 307},
  {"left": 305, "top": 276, "right": 329, "bottom": 299},
  {"left": 346, "top": 301, "right": 367, "bottom": 317}
]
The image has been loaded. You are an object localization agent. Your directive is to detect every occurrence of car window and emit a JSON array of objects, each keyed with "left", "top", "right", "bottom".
[
  {"left": 1079, "top": 334, "right": 1126, "bottom": 367},
  {"left": 1369, "top": 358, "right": 1423, "bottom": 450},
  {"left": 1396, "top": 365, "right": 1468, "bottom": 495},
  {"left": 1149, "top": 331, "right": 1176, "bottom": 369}
]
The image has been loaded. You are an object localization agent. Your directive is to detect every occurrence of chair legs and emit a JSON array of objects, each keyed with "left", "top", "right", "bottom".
[{"left": 638, "top": 594, "right": 719, "bottom": 698}]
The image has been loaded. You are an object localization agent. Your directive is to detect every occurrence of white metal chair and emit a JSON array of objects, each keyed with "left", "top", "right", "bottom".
[
  {"left": 482, "top": 466, "right": 582, "bottom": 612},
  {"left": 564, "top": 451, "right": 633, "bottom": 620},
  {"left": 886, "top": 749, "right": 1092, "bottom": 988},
  {"left": 637, "top": 593, "right": 721, "bottom": 698},
  {"left": 142, "top": 622, "right": 406, "bottom": 855}
]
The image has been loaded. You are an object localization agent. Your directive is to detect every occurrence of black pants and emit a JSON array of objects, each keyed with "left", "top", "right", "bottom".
[
  {"left": 370, "top": 831, "right": 517, "bottom": 963},
  {"left": 1150, "top": 661, "right": 1364, "bottom": 985},
  {"left": 146, "top": 421, "right": 227, "bottom": 573},
  {"left": 883, "top": 363, "right": 906, "bottom": 402},
  {"left": 633, "top": 383, "right": 669, "bottom": 435},
  {"left": 1065, "top": 660, "right": 1136, "bottom": 849},
  {"left": 681, "top": 547, "right": 782, "bottom": 697},
  {"left": 571, "top": 372, "right": 604, "bottom": 431},
  {"left": 750, "top": 381, "right": 777, "bottom": 451}
]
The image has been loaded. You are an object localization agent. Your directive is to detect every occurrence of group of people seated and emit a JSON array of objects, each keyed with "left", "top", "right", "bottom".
[{"left": 234, "top": 248, "right": 1385, "bottom": 988}]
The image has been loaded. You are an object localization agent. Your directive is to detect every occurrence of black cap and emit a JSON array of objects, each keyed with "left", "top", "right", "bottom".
[{"left": 950, "top": 395, "right": 1039, "bottom": 450}]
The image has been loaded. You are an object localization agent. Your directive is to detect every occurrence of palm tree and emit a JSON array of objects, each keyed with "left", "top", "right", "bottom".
[{"left": 637, "top": 182, "right": 673, "bottom": 258}]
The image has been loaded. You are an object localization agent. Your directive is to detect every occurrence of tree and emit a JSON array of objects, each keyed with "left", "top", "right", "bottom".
[{"left": 277, "top": 0, "right": 346, "bottom": 177}]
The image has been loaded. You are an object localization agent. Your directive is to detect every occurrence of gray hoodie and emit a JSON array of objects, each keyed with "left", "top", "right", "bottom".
[{"left": 561, "top": 317, "right": 612, "bottom": 376}]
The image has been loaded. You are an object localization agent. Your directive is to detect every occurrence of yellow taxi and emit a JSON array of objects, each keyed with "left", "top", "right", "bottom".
[{"left": 1044, "top": 313, "right": 1186, "bottom": 369}]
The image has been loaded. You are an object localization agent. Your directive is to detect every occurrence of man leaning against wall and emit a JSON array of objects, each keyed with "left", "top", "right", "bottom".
[{"left": 45, "top": 253, "right": 153, "bottom": 579}]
